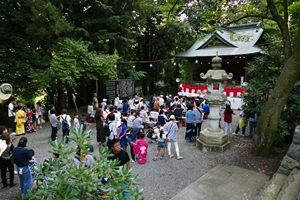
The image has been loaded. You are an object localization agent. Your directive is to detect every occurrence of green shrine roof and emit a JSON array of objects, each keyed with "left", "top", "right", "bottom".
[{"left": 175, "top": 22, "right": 263, "bottom": 58}]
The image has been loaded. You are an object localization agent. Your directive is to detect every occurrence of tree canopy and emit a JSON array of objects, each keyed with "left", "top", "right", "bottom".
[{"left": 1, "top": 0, "right": 300, "bottom": 156}]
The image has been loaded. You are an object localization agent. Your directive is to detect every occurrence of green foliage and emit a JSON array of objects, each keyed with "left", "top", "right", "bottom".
[
  {"left": 25, "top": 125, "right": 143, "bottom": 200},
  {"left": 30, "top": 38, "right": 119, "bottom": 89},
  {"left": 243, "top": 31, "right": 300, "bottom": 146},
  {"left": 286, "top": 86, "right": 300, "bottom": 116},
  {"left": 273, "top": 120, "right": 291, "bottom": 146}
]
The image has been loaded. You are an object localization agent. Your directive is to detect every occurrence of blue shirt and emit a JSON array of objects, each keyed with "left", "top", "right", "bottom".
[
  {"left": 185, "top": 110, "right": 195, "bottom": 124},
  {"left": 13, "top": 147, "right": 32, "bottom": 167},
  {"left": 203, "top": 104, "right": 209, "bottom": 113},
  {"left": 119, "top": 125, "right": 127, "bottom": 137},
  {"left": 123, "top": 103, "right": 130, "bottom": 113},
  {"left": 193, "top": 107, "right": 203, "bottom": 123}
]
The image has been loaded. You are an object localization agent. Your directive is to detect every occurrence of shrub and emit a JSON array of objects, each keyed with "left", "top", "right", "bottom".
[{"left": 22, "top": 125, "right": 143, "bottom": 200}]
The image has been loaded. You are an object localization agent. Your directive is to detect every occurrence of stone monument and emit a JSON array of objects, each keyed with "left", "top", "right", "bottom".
[{"left": 196, "top": 53, "right": 233, "bottom": 152}]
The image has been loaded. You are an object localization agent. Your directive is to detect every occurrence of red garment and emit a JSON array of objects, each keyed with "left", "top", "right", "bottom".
[
  {"left": 223, "top": 110, "right": 234, "bottom": 123},
  {"left": 165, "top": 107, "right": 170, "bottom": 112},
  {"left": 105, "top": 111, "right": 114, "bottom": 123},
  {"left": 131, "top": 138, "right": 148, "bottom": 164}
]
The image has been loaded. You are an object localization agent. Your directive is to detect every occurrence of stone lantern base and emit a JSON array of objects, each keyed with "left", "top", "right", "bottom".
[{"left": 196, "top": 128, "right": 230, "bottom": 152}]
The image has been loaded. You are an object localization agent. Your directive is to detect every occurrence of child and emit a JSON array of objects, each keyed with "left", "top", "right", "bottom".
[
  {"left": 234, "top": 110, "right": 248, "bottom": 136},
  {"left": 152, "top": 130, "right": 167, "bottom": 161},
  {"left": 131, "top": 131, "right": 148, "bottom": 164},
  {"left": 36, "top": 102, "right": 43, "bottom": 129},
  {"left": 80, "top": 113, "right": 90, "bottom": 132},
  {"left": 29, "top": 149, "right": 39, "bottom": 178},
  {"left": 118, "top": 119, "right": 128, "bottom": 151},
  {"left": 73, "top": 113, "right": 80, "bottom": 128},
  {"left": 82, "top": 152, "right": 94, "bottom": 168}
]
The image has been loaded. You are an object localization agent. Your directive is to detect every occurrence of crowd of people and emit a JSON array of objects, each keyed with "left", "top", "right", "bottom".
[{"left": 1, "top": 92, "right": 259, "bottom": 198}]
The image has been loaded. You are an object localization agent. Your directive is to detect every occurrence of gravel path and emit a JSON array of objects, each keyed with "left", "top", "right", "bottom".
[{"left": 1, "top": 109, "right": 253, "bottom": 199}]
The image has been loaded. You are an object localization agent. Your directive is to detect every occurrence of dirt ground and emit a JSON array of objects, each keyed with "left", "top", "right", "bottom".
[{"left": 226, "top": 136, "right": 288, "bottom": 176}]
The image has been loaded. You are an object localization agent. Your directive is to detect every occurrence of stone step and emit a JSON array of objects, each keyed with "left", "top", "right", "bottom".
[
  {"left": 277, "top": 168, "right": 300, "bottom": 200},
  {"left": 170, "top": 164, "right": 269, "bottom": 200},
  {"left": 254, "top": 173, "right": 288, "bottom": 200}
]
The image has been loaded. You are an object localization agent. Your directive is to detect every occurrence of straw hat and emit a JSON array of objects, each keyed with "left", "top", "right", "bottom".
[{"left": 169, "top": 115, "right": 176, "bottom": 120}]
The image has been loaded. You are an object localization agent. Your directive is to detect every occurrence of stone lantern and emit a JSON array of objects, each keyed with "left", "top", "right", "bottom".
[
  {"left": 196, "top": 53, "right": 233, "bottom": 152},
  {"left": 0, "top": 83, "right": 13, "bottom": 104}
]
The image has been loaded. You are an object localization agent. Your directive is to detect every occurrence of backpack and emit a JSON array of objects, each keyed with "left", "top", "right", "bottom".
[
  {"left": 103, "top": 122, "right": 111, "bottom": 137},
  {"left": 146, "top": 128, "right": 154, "bottom": 139},
  {"left": 61, "top": 116, "right": 69, "bottom": 130}
]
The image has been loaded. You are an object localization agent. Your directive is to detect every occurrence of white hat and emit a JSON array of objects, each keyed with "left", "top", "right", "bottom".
[
  {"left": 169, "top": 94, "right": 172, "bottom": 97},
  {"left": 169, "top": 115, "right": 176, "bottom": 120},
  {"left": 102, "top": 98, "right": 107, "bottom": 102}
]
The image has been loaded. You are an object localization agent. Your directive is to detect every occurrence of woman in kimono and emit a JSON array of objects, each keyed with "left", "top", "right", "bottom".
[
  {"left": 15, "top": 106, "right": 26, "bottom": 135},
  {"left": 131, "top": 131, "right": 148, "bottom": 164}
]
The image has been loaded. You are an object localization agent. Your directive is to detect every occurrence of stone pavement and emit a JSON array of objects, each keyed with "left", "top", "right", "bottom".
[{"left": 171, "top": 164, "right": 269, "bottom": 200}]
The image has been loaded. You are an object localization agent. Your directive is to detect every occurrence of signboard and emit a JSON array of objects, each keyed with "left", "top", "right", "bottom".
[{"left": 105, "top": 79, "right": 134, "bottom": 100}]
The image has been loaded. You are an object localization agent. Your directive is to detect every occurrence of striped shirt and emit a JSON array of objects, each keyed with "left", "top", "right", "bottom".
[
  {"left": 193, "top": 107, "right": 203, "bottom": 123},
  {"left": 164, "top": 121, "right": 178, "bottom": 143}
]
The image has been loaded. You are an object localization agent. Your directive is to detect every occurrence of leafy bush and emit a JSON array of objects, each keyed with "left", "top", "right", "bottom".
[
  {"left": 273, "top": 120, "right": 291, "bottom": 146},
  {"left": 23, "top": 125, "right": 143, "bottom": 200}
]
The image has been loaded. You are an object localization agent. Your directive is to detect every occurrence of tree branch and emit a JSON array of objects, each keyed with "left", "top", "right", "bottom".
[
  {"left": 167, "top": 0, "right": 180, "bottom": 20},
  {"left": 266, "top": 0, "right": 292, "bottom": 58}
]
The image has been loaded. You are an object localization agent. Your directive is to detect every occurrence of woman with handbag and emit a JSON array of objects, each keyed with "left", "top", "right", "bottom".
[
  {"left": 164, "top": 115, "right": 183, "bottom": 160},
  {"left": 0, "top": 134, "right": 17, "bottom": 188}
]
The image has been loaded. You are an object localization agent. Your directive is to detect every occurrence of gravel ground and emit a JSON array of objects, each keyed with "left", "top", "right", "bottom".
[{"left": 0, "top": 109, "right": 287, "bottom": 199}]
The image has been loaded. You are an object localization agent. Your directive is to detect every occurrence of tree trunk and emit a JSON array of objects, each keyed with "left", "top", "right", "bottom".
[
  {"left": 57, "top": 80, "right": 64, "bottom": 114},
  {"left": 252, "top": 35, "right": 300, "bottom": 156},
  {"left": 67, "top": 88, "right": 74, "bottom": 109},
  {"left": 149, "top": 79, "right": 155, "bottom": 94}
]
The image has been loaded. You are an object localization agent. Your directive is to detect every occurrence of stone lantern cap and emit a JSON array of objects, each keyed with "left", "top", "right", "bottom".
[{"left": 200, "top": 52, "right": 233, "bottom": 81}]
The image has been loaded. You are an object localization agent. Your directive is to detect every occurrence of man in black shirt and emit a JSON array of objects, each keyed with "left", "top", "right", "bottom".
[{"left": 108, "top": 139, "right": 130, "bottom": 169}]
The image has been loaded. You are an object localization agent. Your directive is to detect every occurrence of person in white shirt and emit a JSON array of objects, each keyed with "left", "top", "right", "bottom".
[
  {"left": 87, "top": 102, "right": 94, "bottom": 117},
  {"left": 36, "top": 102, "right": 43, "bottom": 129},
  {"left": 127, "top": 110, "right": 136, "bottom": 129},
  {"left": 159, "top": 95, "right": 164, "bottom": 107},
  {"left": 103, "top": 106, "right": 109, "bottom": 120},
  {"left": 140, "top": 106, "right": 149, "bottom": 123},
  {"left": 101, "top": 98, "right": 107, "bottom": 111},
  {"left": 73, "top": 113, "right": 80, "bottom": 128},
  {"left": 60, "top": 109, "right": 72, "bottom": 144},
  {"left": 128, "top": 97, "right": 135, "bottom": 110},
  {"left": 107, "top": 114, "right": 117, "bottom": 149},
  {"left": 114, "top": 94, "right": 122, "bottom": 107},
  {"left": 150, "top": 108, "right": 159, "bottom": 122},
  {"left": 8, "top": 97, "right": 16, "bottom": 134}
]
